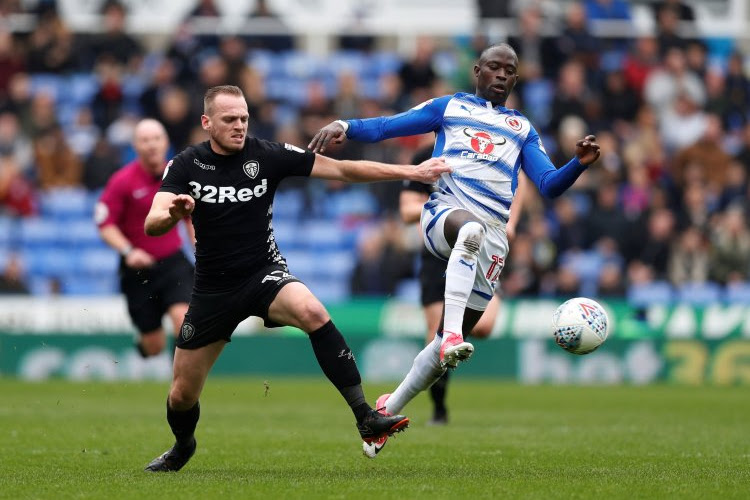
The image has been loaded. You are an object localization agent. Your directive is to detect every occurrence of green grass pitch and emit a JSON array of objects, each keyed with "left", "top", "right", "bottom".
[{"left": 1, "top": 377, "right": 748, "bottom": 499}]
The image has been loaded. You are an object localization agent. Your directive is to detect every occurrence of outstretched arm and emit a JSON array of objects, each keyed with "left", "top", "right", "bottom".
[
  {"left": 308, "top": 96, "right": 451, "bottom": 153},
  {"left": 145, "top": 192, "right": 195, "bottom": 236},
  {"left": 310, "top": 154, "right": 451, "bottom": 184}
]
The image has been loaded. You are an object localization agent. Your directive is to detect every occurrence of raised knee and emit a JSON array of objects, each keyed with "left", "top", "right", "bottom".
[{"left": 457, "top": 221, "right": 485, "bottom": 254}]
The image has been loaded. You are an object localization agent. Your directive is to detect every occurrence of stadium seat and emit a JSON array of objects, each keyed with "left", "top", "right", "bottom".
[
  {"left": 77, "top": 249, "right": 119, "bottom": 276},
  {"left": 302, "top": 220, "right": 349, "bottom": 250},
  {"left": 23, "top": 247, "right": 76, "bottom": 276},
  {"left": 67, "top": 74, "right": 99, "bottom": 106},
  {"left": 272, "top": 219, "right": 302, "bottom": 251},
  {"left": 0, "top": 215, "right": 15, "bottom": 247},
  {"left": 676, "top": 282, "right": 722, "bottom": 305},
  {"left": 38, "top": 188, "right": 91, "bottom": 219},
  {"left": 18, "top": 218, "right": 60, "bottom": 247},
  {"left": 272, "top": 189, "right": 304, "bottom": 220},
  {"left": 57, "top": 219, "right": 102, "bottom": 248},
  {"left": 627, "top": 281, "right": 674, "bottom": 306}
]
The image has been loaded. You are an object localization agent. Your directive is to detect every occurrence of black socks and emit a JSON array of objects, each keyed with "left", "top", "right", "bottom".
[
  {"left": 309, "top": 320, "right": 369, "bottom": 421},
  {"left": 166, "top": 399, "right": 200, "bottom": 448},
  {"left": 430, "top": 369, "right": 450, "bottom": 414}
]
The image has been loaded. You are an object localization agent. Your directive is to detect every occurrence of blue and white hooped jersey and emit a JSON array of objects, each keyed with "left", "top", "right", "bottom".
[{"left": 345, "top": 92, "right": 585, "bottom": 225}]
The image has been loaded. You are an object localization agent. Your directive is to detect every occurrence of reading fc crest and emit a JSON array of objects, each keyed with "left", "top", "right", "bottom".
[{"left": 243, "top": 161, "right": 260, "bottom": 179}]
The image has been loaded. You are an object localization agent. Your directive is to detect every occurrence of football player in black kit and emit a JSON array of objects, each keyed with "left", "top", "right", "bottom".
[{"left": 143, "top": 85, "right": 451, "bottom": 471}]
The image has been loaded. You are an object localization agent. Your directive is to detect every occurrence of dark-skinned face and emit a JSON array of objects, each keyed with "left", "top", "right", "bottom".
[{"left": 474, "top": 46, "right": 519, "bottom": 106}]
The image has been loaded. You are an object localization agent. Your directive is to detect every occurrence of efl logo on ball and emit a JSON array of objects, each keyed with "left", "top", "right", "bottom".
[{"left": 551, "top": 297, "right": 609, "bottom": 355}]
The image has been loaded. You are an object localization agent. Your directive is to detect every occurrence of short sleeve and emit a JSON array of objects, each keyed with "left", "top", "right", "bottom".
[
  {"left": 95, "top": 172, "right": 126, "bottom": 228},
  {"left": 267, "top": 141, "right": 316, "bottom": 178},
  {"left": 159, "top": 156, "right": 190, "bottom": 195}
]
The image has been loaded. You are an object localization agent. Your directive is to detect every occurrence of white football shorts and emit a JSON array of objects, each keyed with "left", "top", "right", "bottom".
[{"left": 420, "top": 193, "right": 509, "bottom": 311}]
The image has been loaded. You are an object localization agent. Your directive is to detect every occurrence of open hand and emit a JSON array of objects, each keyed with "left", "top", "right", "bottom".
[
  {"left": 169, "top": 194, "right": 195, "bottom": 220},
  {"left": 575, "top": 135, "right": 601, "bottom": 165},
  {"left": 308, "top": 121, "right": 347, "bottom": 153},
  {"left": 411, "top": 157, "right": 452, "bottom": 183}
]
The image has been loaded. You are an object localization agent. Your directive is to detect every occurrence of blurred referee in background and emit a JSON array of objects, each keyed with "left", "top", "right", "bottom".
[{"left": 95, "top": 118, "right": 195, "bottom": 358}]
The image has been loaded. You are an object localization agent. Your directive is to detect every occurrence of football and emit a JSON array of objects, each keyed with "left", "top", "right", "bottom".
[{"left": 551, "top": 297, "right": 609, "bottom": 355}]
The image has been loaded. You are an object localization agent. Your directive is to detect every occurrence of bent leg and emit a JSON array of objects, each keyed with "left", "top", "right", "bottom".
[
  {"left": 138, "top": 327, "right": 167, "bottom": 357},
  {"left": 268, "top": 282, "right": 369, "bottom": 420}
]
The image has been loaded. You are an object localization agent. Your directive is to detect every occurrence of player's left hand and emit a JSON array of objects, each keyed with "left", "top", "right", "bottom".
[
  {"left": 575, "top": 135, "right": 601, "bottom": 165},
  {"left": 308, "top": 121, "right": 347, "bottom": 153},
  {"left": 411, "top": 157, "right": 452, "bottom": 183}
]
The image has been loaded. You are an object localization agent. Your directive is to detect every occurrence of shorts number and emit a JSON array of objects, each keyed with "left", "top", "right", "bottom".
[{"left": 486, "top": 255, "right": 504, "bottom": 282}]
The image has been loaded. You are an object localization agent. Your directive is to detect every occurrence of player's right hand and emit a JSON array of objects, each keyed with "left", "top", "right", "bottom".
[
  {"left": 308, "top": 121, "right": 347, "bottom": 153},
  {"left": 169, "top": 194, "right": 195, "bottom": 220},
  {"left": 125, "top": 248, "right": 156, "bottom": 269},
  {"left": 412, "top": 157, "right": 452, "bottom": 183}
]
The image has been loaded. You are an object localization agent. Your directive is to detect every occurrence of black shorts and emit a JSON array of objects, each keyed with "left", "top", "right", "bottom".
[
  {"left": 419, "top": 250, "right": 447, "bottom": 306},
  {"left": 176, "top": 264, "right": 301, "bottom": 350},
  {"left": 120, "top": 251, "right": 194, "bottom": 334}
]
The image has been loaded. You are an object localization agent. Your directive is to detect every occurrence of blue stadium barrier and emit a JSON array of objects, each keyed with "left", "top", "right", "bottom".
[
  {"left": 627, "top": 281, "right": 675, "bottom": 306},
  {"left": 724, "top": 282, "right": 750, "bottom": 304},
  {"left": 676, "top": 282, "right": 722, "bottom": 305}
]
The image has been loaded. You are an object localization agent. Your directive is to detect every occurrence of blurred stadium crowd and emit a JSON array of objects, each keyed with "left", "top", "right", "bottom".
[{"left": 1, "top": 0, "right": 750, "bottom": 306}]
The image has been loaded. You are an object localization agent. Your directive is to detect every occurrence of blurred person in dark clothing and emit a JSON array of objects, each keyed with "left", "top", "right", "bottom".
[
  {"left": 551, "top": 195, "right": 587, "bottom": 257},
  {"left": 92, "top": 58, "right": 125, "bottom": 131},
  {"left": 247, "top": 0, "right": 294, "bottom": 51},
  {"left": 507, "top": 4, "right": 562, "bottom": 81},
  {"left": 668, "top": 225, "right": 709, "bottom": 286},
  {"left": 25, "top": 7, "right": 78, "bottom": 73},
  {"left": 156, "top": 86, "right": 193, "bottom": 153},
  {"left": 596, "top": 261, "right": 626, "bottom": 297},
  {"left": 652, "top": 0, "right": 695, "bottom": 23},
  {"left": 82, "top": 137, "right": 121, "bottom": 190},
  {"left": 637, "top": 208, "right": 676, "bottom": 279},
  {"left": 139, "top": 58, "right": 179, "bottom": 120},
  {"left": 654, "top": 4, "right": 688, "bottom": 56},
  {"left": 0, "top": 254, "right": 29, "bottom": 294},
  {"left": 397, "top": 36, "right": 438, "bottom": 98},
  {"left": 709, "top": 205, "right": 750, "bottom": 285},
  {"left": 0, "top": 31, "right": 25, "bottom": 100},
  {"left": 350, "top": 218, "right": 414, "bottom": 296},
  {"left": 585, "top": 181, "right": 630, "bottom": 252},
  {"left": 723, "top": 52, "right": 750, "bottom": 131},
  {"left": 548, "top": 61, "right": 590, "bottom": 133},
  {"left": 602, "top": 70, "right": 639, "bottom": 125},
  {"left": 82, "top": 0, "right": 143, "bottom": 69},
  {"left": 557, "top": 1, "right": 601, "bottom": 76}
]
